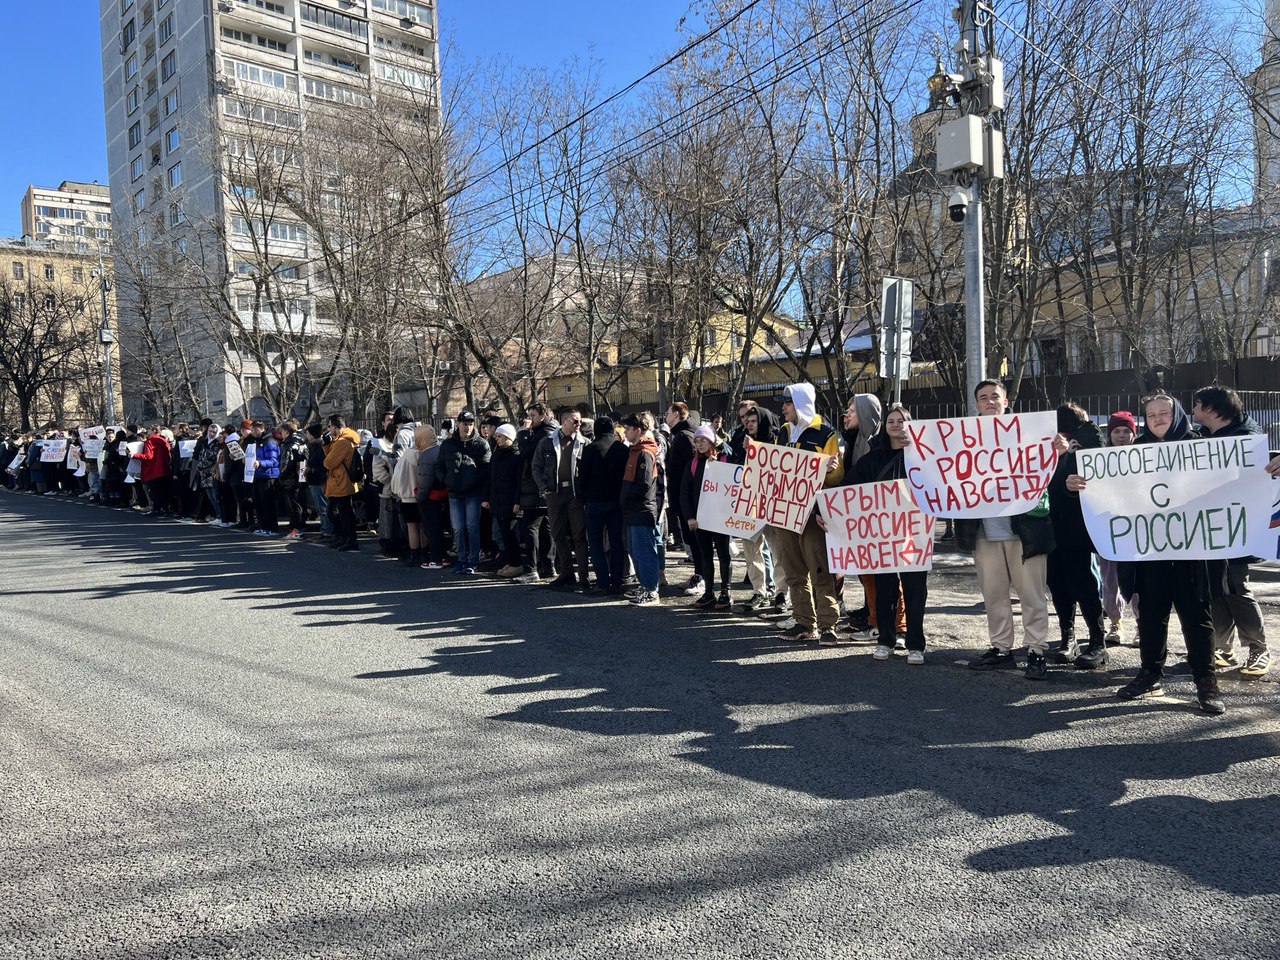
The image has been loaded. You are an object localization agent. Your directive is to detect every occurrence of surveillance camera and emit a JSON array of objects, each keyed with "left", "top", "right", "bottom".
[{"left": 948, "top": 187, "right": 969, "bottom": 223}]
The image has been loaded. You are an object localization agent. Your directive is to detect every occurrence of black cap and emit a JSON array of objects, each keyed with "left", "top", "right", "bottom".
[
  {"left": 457, "top": 410, "right": 477, "bottom": 422},
  {"left": 482, "top": 415, "right": 504, "bottom": 427}
]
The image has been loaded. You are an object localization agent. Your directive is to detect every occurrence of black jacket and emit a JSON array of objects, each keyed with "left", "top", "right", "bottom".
[
  {"left": 1047, "top": 419, "right": 1104, "bottom": 552},
  {"left": 487, "top": 443, "right": 523, "bottom": 516},
  {"left": 305, "top": 438, "right": 328, "bottom": 486},
  {"left": 577, "top": 433, "right": 628, "bottom": 504},
  {"left": 516, "top": 419, "right": 557, "bottom": 509},
  {"left": 665, "top": 419, "right": 696, "bottom": 508},
  {"left": 621, "top": 439, "right": 662, "bottom": 526},
  {"left": 435, "top": 432, "right": 491, "bottom": 498},
  {"left": 278, "top": 434, "right": 307, "bottom": 487},
  {"left": 679, "top": 453, "right": 723, "bottom": 522},
  {"left": 851, "top": 435, "right": 900, "bottom": 484}
]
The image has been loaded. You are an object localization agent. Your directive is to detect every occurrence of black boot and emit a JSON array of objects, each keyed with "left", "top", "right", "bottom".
[
  {"left": 1075, "top": 639, "right": 1109, "bottom": 670},
  {"left": 1051, "top": 626, "right": 1079, "bottom": 665}
]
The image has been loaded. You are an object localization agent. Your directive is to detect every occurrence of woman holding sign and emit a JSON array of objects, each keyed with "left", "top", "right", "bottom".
[
  {"left": 681, "top": 425, "right": 734, "bottom": 610},
  {"left": 852, "top": 404, "right": 928, "bottom": 665},
  {"left": 1067, "top": 394, "right": 1226, "bottom": 715}
]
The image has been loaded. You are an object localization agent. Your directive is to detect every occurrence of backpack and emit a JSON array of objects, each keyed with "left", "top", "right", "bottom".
[{"left": 347, "top": 446, "right": 365, "bottom": 484}]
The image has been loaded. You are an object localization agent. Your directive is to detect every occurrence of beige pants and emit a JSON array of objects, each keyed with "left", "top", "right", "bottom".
[
  {"left": 741, "top": 532, "right": 769, "bottom": 595},
  {"left": 774, "top": 516, "right": 840, "bottom": 632},
  {"left": 973, "top": 537, "right": 1049, "bottom": 653}
]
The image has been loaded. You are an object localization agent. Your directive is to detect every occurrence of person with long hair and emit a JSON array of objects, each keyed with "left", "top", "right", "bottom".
[{"left": 681, "top": 424, "right": 734, "bottom": 610}]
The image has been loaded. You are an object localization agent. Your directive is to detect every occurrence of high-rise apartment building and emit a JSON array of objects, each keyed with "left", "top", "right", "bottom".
[
  {"left": 98, "top": 0, "right": 440, "bottom": 421},
  {"left": 20, "top": 181, "right": 113, "bottom": 254}
]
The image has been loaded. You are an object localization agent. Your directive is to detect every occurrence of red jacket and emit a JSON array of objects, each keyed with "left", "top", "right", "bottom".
[{"left": 134, "top": 434, "right": 172, "bottom": 482}]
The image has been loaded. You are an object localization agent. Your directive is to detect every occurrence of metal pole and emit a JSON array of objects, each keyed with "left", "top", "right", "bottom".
[
  {"left": 961, "top": 0, "right": 987, "bottom": 415},
  {"left": 98, "top": 253, "right": 116, "bottom": 423}
]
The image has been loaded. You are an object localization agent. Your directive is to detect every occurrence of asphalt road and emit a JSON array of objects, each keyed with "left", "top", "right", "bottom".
[{"left": 2, "top": 491, "right": 1279, "bottom": 960}]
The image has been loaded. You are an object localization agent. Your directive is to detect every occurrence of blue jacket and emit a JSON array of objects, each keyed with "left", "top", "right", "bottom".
[{"left": 254, "top": 438, "right": 281, "bottom": 479}]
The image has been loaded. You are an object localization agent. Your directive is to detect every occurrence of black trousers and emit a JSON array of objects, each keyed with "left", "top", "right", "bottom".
[
  {"left": 421, "top": 498, "right": 447, "bottom": 562},
  {"left": 1134, "top": 561, "right": 1215, "bottom": 680},
  {"left": 144, "top": 479, "right": 169, "bottom": 512},
  {"left": 330, "top": 495, "right": 356, "bottom": 547},
  {"left": 1047, "top": 545, "right": 1106, "bottom": 644},
  {"left": 519, "top": 507, "right": 554, "bottom": 576},
  {"left": 234, "top": 481, "right": 255, "bottom": 526},
  {"left": 874, "top": 571, "right": 929, "bottom": 651},
  {"left": 695, "top": 529, "right": 732, "bottom": 595},
  {"left": 280, "top": 482, "right": 306, "bottom": 530},
  {"left": 253, "top": 478, "right": 279, "bottom": 533},
  {"left": 495, "top": 512, "right": 523, "bottom": 567}
]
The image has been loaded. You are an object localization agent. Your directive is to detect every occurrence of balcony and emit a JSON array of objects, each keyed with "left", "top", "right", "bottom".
[{"left": 218, "top": 0, "right": 296, "bottom": 34}]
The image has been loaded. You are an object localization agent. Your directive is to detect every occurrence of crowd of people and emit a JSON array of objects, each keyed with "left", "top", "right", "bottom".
[{"left": 5, "top": 381, "right": 1278, "bottom": 717}]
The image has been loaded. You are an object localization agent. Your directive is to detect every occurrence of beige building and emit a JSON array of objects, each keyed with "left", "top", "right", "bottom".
[
  {"left": 20, "top": 181, "right": 113, "bottom": 255},
  {"left": 0, "top": 237, "right": 121, "bottom": 429}
]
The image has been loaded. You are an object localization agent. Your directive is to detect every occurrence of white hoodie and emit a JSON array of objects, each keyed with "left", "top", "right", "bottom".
[{"left": 787, "top": 382, "right": 818, "bottom": 428}]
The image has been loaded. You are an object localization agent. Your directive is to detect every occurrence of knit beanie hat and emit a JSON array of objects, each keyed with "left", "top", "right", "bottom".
[
  {"left": 1107, "top": 411, "right": 1137, "bottom": 434},
  {"left": 495, "top": 424, "right": 517, "bottom": 443}
]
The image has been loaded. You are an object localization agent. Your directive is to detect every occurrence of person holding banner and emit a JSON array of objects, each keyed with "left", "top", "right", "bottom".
[
  {"left": 1190, "top": 386, "right": 1272, "bottom": 678},
  {"left": 132, "top": 426, "right": 173, "bottom": 515},
  {"left": 1069, "top": 393, "right": 1227, "bottom": 714},
  {"left": 619, "top": 413, "right": 663, "bottom": 607},
  {"left": 1096, "top": 412, "right": 1139, "bottom": 645},
  {"left": 775, "top": 383, "right": 844, "bottom": 645},
  {"left": 1046, "top": 403, "right": 1109, "bottom": 670},
  {"left": 851, "top": 404, "right": 928, "bottom": 664},
  {"left": 729, "top": 404, "right": 782, "bottom": 613},
  {"left": 681, "top": 425, "right": 734, "bottom": 610},
  {"left": 950, "top": 381, "right": 1057, "bottom": 681}
]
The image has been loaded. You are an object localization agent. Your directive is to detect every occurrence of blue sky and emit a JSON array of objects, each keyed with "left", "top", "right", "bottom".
[{"left": 0, "top": 1, "right": 698, "bottom": 237}]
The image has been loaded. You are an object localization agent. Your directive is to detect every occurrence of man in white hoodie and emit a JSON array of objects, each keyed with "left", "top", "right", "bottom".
[{"left": 774, "top": 383, "right": 844, "bottom": 645}]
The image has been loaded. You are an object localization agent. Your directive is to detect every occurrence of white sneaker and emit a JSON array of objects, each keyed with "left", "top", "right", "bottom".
[
  {"left": 683, "top": 577, "right": 705, "bottom": 596},
  {"left": 907, "top": 650, "right": 925, "bottom": 665},
  {"left": 851, "top": 627, "right": 880, "bottom": 643},
  {"left": 513, "top": 571, "right": 541, "bottom": 584},
  {"left": 631, "top": 590, "right": 660, "bottom": 606},
  {"left": 1105, "top": 620, "right": 1122, "bottom": 645},
  {"left": 872, "top": 645, "right": 892, "bottom": 661},
  {"left": 894, "top": 637, "right": 907, "bottom": 653},
  {"left": 284, "top": 529, "right": 303, "bottom": 541},
  {"left": 777, "top": 617, "right": 797, "bottom": 630}
]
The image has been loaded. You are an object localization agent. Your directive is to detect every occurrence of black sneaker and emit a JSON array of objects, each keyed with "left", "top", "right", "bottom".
[
  {"left": 969, "top": 647, "right": 1016, "bottom": 671},
  {"left": 714, "top": 593, "right": 732, "bottom": 611},
  {"left": 1025, "top": 650, "right": 1048, "bottom": 680},
  {"left": 743, "top": 593, "right": 770, "bottom": 613},
  {"left": 1194, "top": 676, "right": 1226, "bottom": 715},
  {"left": 817, "top": 629, "right": 842, "bottom": 647},
  {"left": 780, "top": 624, "right": 819, "bottom": 643},
  {"left": 1116, "top": 669, "right": 1164, "bottom": 700},
  {"left": 1074, "top": 641, "right": 1109, "bottom": 671},
  {"left": 694, "top": 593, "right": 717, "bottom": 609}
]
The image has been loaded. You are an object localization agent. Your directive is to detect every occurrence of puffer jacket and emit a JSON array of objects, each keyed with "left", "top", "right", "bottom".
[
  {"left": 1047, "top": 418, "right": 1104, "bottom": 552},
  {"left": 253, "top": 437, "right": 280, "bottom": 480},
  {"left": 416, "top": 444, "right": 444, "bottom": 506},
  {"left": 322, "top": 427, "right": 361, "bottom": 497},
  {"left": 435, "top": 432, "right": 490, "bottom": 498},
  {"left": 278, "top": 434, "right": 307, "bottom": 487}
]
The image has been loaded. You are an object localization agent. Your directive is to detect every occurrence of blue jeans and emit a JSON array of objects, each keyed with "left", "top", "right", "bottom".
[
  {"left": 308, "top": 484, "right": 331, "bottom": 534},
  {"left": 627, "top": 523, "right": 661, "bottom": 592},
  {"left": 450, "top": 495, "right": 483, "bottom": 566},
  {"left": 585, "top": 501, "right": 626, "bottom": 588}
]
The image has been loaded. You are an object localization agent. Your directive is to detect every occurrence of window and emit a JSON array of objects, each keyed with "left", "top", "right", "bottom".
[
  {"left": 73, "top": 267, "right": 84, "bottom": 283},
  {"left": 44, "top": 294, "right": 57, "bottom": 310},
  {"left": 223, "top": 99, "right": 301, "bottom": 128},
  {"left": 131, "top": 156, "right": 144, "bottom": 180},
  {"left": 248, "top": 0, "right": 287, "bottom": 11},
  {"left": 37, "top": 223, "right": 50, "bottom": 235},
  {"left": 372, "top": 0, "right": 432, "bottom": 21},
  {"left": 163, "top": 90, "right": 179, "bottom": 116},
  {"left": 43, "top": 264, "right": 55, "bottom": 281},
  {"left": 125, "top": 54, "right": 138, "bottom": 81},
  {"left": 121, "top": 19, "right": 136, "bottom": 49},
  {"left": 158, "top": 13, "right": 173, "bottom": 44},
  {"left": 96, "top": 228, "right": 111, "bottom": 240},
  {"left": 11, "top": 262, "right": 23, "bottom": 280},
  {"left": 126, "top": 86, "right": 139, "bottom": 114},
  {"left": 160, "top": 51, "right": 176, "bottom": 81},
  {"left": 167, "top": 163, "right": 182, "bottom": 188},
  {"left": 12, "top": 293, "right": 25, "bottom": 311},
  {"left": 169, "top": 202, "right": 184, "bottom": 226},
  {"left": 231, "top": 216, "right": 306, "bottom": 243},
  {"left": 304, "top": 77, "right": 367, "bottom": 105},
  {"left": 375, "top": 60, "right": 432, "bottom": 91},
  {"left": 220, "top": 27, "right": 289, "bottom": 52},
  {"left": 75, "top": 298, "right": 85, "bottom": 314},
  {"left": 165, "top": 126, "right": 179, "bottom": 154},
  {"left": 301, "top": 3, "right": 369, "bottom": 38},
  {"left": 133, "top": 188, "right": 146, "bottom": 213},
  {"left": 128, "top": 121, "right": 142, "bottom": 148},
  {"left": 374, "top": 33, "right": 427, "bottom": 57},
  {"left": 223, "top": 56, "right": 296, "bottom": 91}
]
